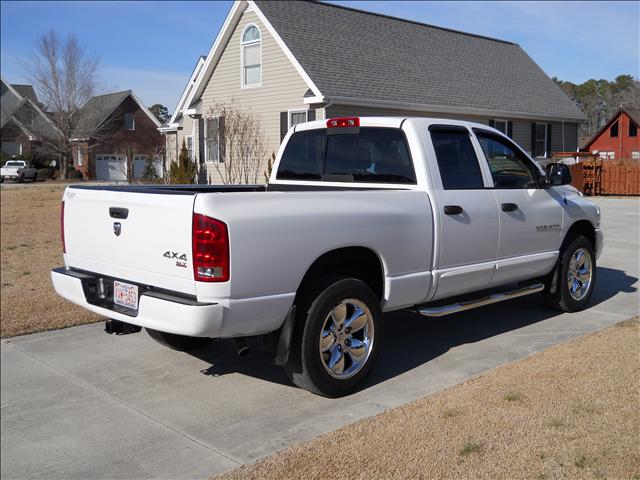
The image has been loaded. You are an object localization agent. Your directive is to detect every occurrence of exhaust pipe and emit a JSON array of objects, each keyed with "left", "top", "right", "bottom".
[{"left": 233, "top": 337, "right": 251, "bottom": 357}]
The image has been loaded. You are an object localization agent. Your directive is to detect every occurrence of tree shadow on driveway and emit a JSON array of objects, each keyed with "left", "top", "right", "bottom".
[{"left": 188, "top": 266, "right": 637, "bottom": 391}]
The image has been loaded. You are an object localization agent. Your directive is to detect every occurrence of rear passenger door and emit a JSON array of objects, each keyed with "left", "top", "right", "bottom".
[
  {"left": 427, "top": 125, "right": 499, "bottom": 300},
  {"left": 472, "top": 129, "right": 563, "bottom": 286}
]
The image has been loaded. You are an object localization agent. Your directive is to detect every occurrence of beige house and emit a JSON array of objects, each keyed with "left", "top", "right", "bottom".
[{"left": 161, "top": 0, "right": 585, "bottom": 184}]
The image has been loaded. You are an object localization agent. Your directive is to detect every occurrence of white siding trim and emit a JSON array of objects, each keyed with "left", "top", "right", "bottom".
[
  {"left": 248, "top": 0, "right": 322, "bottom": 98},
  {"left": 185, "top": 1, "right": 323, "bottom": 110},
  {"left": 166, "top": 57, "right": 206, "bottom": 127}
]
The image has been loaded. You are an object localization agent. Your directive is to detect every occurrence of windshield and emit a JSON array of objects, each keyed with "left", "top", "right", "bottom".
[
  {"left": 4, "top": 161, "right": 24, "bottom": 167},
  {"left": 276, "top": 127, "right": 416, "bottom": 184}
]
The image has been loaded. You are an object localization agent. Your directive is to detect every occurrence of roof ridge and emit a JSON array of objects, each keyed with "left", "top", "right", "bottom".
[
  {"left": 88, "top": 90, "right": 132, "bottom": 99},
  {"left": 310, "top": 0, "right": 516, "bottom": 46}
]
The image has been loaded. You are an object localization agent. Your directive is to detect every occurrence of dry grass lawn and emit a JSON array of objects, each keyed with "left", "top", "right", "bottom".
[
  {"left": 1, "top": 184, "right": 100, "bottom": 337},
  {"left": 218, "top": 318, "right": 640, "bottom": 480}
]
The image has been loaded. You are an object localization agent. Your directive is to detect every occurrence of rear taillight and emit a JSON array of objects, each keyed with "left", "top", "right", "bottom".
[
  {"left": 326, "top": 117, "right": 359, "bottom": 128},
  {"left": 192, "top": 213, "right": 229, "bottom": 282},
  {"left": 61, "top": 201, "right": 66, "bottom": 253}
]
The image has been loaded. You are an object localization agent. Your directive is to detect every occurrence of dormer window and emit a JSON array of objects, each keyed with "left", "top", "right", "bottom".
[{"left": 241, "top": 24, "right": 261, "bottom": 87}]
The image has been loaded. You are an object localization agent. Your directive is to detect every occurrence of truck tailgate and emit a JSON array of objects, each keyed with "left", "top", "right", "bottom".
[{"left": 63, "top": 187, "right": 197, "bottom": 295}]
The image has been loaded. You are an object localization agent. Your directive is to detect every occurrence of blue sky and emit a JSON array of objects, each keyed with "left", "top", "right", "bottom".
[{"left": 1, "top": 1, "right": 638, "bottom": 112}]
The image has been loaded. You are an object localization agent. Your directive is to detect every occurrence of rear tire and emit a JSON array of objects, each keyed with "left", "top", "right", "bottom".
[
  {"left": 146, "top": 328, "right": 213, "bottom": 352},
  {"left": 543, "top": 235, "right": 596, "bottom": 312},
  {"left": 285, "top": 277, "right": 382, "bottom": 397}
]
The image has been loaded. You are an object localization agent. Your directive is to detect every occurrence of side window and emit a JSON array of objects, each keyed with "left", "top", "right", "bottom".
[
  {"left": 430, "top": 127, "right": 484, "bottom": 189},
  {"left": 276, "top": 129, "right": 324, "bottom": 180},
  {"left": 475, "top": 131, "right": 538, "bottom": 189}
]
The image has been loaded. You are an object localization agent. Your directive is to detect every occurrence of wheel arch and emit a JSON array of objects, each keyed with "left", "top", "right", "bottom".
[
  {"left": 296, "top": 246, "right": 386, "bottom": 303},
  {"left": 562, "top": 219, "right": 596, "bottom": 250}
]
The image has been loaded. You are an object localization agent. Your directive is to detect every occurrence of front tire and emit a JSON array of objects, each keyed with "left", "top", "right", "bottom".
[
  {"left": 285, "top": 277, "right": 382, "bottom": 397},
  {"left": 146, "top": 328, "right": 213, "bottom": 352},
  {"left": 544, "top": 235, "right": 596, "bottom": 312}
]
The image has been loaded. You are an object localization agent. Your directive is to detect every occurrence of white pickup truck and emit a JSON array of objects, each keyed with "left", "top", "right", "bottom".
[
  {"left": 52, "top": 117, "right": 602, "bottom": 397},
  {"left": 1, "top": 160, "right": 38, "bottom": 182}
]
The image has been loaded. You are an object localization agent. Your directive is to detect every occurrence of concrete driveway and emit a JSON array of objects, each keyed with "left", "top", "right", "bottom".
[{"left": 2, "top": 197, "right": 638, "bottom": 480}]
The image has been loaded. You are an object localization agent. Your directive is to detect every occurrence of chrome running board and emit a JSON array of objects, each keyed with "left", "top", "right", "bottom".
[{"left": 414, "top": 282, "right": 545, "bottom": 317}]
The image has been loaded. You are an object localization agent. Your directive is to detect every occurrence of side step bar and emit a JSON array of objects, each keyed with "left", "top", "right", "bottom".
[{"left": 414, "top": 282, "right": 545, "bottom": 317}]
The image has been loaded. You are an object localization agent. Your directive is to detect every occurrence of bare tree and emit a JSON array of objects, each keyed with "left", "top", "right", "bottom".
[
  {"left": 205, "top": 101, "right": 266, "bottom": 185},
  {"left": 21, "top": 30, "right": 99, "bottom": 178}
]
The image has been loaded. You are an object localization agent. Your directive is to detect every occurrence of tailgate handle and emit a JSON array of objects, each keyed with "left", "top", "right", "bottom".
[{"left": 109, "top": 207, "right": 129, "bottom": 219}]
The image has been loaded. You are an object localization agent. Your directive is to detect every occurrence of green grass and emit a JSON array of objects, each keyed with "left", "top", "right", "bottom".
[
  {"left": 503, "top": 391, "right": 524, "bottom": 402},
  {"left": 459, "top": 440, "right": 483, "bottom": 456}
]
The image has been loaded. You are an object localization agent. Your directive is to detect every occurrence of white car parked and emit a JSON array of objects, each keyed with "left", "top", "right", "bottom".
[
  {"left": 1, "top": 160, "right": 37, "bottom": 182},
  {"left": 52, "top": 117, "right": 602, "bottom": 396}
]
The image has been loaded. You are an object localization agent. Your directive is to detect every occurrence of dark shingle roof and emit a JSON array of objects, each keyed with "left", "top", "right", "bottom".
[
  {"left": 73, "top": 90, "right": 131, "bottom": 138},
  {"left": 11, "top": 84, "right": 39, "bottom": 105},
  {"left": 255, "top": 1, "right": 585, "bottom": 120},
  {"left": 626, "top": 108, "right": 640, "bottom": 126}
]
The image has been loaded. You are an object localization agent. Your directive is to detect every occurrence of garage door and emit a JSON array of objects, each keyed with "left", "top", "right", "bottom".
[
  {"left": 95, "top": 155, "right": 127, "bottom": 181},
  {"left": 132, "top": 155, "right": 163, "bottom": 179}
]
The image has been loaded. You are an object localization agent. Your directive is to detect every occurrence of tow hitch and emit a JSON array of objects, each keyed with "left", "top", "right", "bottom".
[{"left": 104, "top": 319, "right": 142, "bottom": 335}]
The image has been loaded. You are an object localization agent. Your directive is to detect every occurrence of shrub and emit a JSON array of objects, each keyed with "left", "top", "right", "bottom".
[
  {"left": 67, "top": 169, "right": 84, "bottom": 180},
  {"left": 36, "top": 168, "right": 52, "bottom": 182},
  {"left": 169, "top": 140, "right": 196, "bottom": 184},
  {"left": 142, "top": 157, "right": 158, "bottom": 182}
]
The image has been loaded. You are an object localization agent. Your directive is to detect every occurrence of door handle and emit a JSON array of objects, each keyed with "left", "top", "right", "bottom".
[
  {"left": 109, "top": 207, "right": 129, "bottom": 219},
  {"left": 444, "top": 205, "right": 463, "bottom": 215},
  {"left": 501, "top": 203, "right": 518, "bottom": 212}
]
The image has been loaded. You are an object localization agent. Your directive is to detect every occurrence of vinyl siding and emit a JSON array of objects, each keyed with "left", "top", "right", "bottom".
[
  {"left": 177, "top": 9, "right": 310, "bottom": 184},
  {"left": 327, "top": 105, "right": 578, "bottom": 156}
]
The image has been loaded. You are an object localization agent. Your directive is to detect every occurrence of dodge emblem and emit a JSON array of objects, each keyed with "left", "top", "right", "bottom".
[{"left": 113, "top": 222, "right": 122, "bottom": 236}]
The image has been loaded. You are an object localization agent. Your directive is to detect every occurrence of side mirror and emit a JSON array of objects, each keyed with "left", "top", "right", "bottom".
[{"left": 544, "top": 163, "right": 572, "bottom": 186}]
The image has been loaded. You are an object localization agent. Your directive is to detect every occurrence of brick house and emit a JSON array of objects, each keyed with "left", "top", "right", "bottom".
[
  {"left": 161, "top": 0, "right": 585, "bottom": 184},
  {"left": 1, "top": 77, "right": 60, "bottom": 159},
  {"left": 72, "top": 90, "right": 163, "bottom": 180},
  {"left": 582, "top": 107, "right": 640, "bottom": 161}
]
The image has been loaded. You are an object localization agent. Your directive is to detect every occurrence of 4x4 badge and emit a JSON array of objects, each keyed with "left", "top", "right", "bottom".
[{"left": 113, "top": 222, "right": 121, "bottom": 236}]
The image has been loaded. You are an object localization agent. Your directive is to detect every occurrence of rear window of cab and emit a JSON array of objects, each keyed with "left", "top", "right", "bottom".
[{"left": 276, "top": 127, "right": 416, "bottom": 184}]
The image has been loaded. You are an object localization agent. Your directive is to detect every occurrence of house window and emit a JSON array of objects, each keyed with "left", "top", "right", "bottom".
[
  {"left": 186, "top": 136, "right": 194, "bottom": 160},
  {"left": 77, "top": 146, "right": 85, "bottom": 166},
  {"left": 288, "top": 110, "right": 307, "bottom": 129},
  {"left": 610, "top": 121, "right": 618, "bottom": 137},
  {"left": 630, "top": 122, "right": 638, "bottom": 137},
  {"left": 124, "top": 113, "right": 135, "bottom": 131},
  {"left": 493, "top": 119, "right": 507, "bottom": 134},
  {"left": 535, "top": 123, "right": 548, "bottom": 157},
  {"left": 241, "top": 24, "right": 261, "bottom": 87},
  {"left": 632, "top": 151, "right": 640, "bottom": 160},
  {"left": 597, "top": 151, "right": 615, "bottom": 160},
  {"left": 204, "top": 117, "right": 223, "bottom": 163}
]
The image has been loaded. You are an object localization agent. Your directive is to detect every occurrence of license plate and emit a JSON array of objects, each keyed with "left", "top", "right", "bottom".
[{"left": 113, "top": 281, "right": 138, "bottom": 310}]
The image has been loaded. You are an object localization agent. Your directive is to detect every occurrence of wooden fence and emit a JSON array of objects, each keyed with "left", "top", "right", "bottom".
[{"left": 568, "top": 162, "right": 640, "bottom": 196}]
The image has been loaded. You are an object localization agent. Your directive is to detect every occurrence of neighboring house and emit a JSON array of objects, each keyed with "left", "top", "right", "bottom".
[
  {"left": 0, "top": 77, "right": 60, "bottom": 158},
  {"left": 582, "top": 107, "right": 640, "bottom": 161},
  {"left": 161, "top": 0, "right": 585, "bottom": 183},
  {"left": 72, "top": 90, "right": 163, "bottom": 180}
]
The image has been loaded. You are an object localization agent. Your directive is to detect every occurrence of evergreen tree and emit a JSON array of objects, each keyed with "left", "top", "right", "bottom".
[{"left": 169, "top": 140, "right": 196, "bottom": 184}]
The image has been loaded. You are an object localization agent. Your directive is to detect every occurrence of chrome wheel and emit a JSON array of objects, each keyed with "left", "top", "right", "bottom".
[
  {"left": 567, "top": 247, "right": 592, "bottom": 301},
  {"left": 319, "top": 298, "right": 374, "bottom": 380}
]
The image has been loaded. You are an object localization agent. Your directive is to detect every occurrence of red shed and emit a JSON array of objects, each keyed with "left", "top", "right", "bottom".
[{"left": 583, "top": 107, "right": 640, "bottom": 161}]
